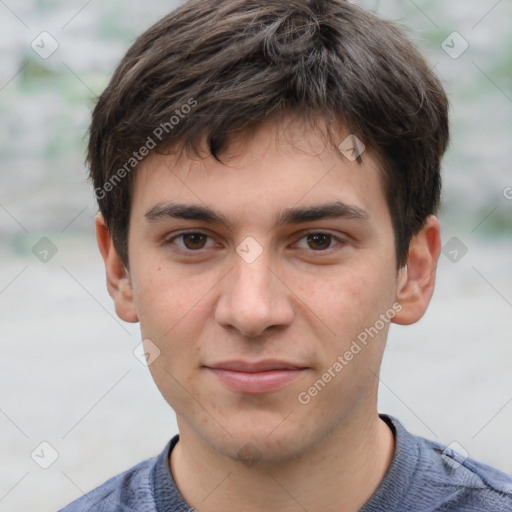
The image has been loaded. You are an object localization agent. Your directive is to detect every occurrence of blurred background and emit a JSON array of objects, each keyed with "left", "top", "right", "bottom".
[{"left": 1, "top": 0, "right": 511, "bottom": 510}]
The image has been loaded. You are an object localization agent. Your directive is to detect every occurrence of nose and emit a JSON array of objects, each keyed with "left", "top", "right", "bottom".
[{"left": 214, "top": 252, "right": 295, "bottom": 338}]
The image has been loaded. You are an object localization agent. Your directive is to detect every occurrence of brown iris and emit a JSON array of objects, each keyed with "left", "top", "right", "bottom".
[
  {"left": 307, "top": 233, "right": 332, "bottom": 250},
  {"left": 182, "top": 233, "right": 208, "bottom": 250}
]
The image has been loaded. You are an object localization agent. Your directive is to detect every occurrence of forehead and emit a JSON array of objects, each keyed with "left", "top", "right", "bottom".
[{"left": 130, "top": 116, "right": 389, "bottom": 226}]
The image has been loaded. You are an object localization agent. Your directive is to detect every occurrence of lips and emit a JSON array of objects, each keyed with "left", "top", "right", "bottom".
[{"left": 204, "top": 360, "right": 308, "bottom": 394}]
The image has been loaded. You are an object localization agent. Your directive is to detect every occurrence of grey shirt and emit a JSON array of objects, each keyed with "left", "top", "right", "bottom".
[{"left": 59, "top": 415, "right": 512, "bottom": 511}]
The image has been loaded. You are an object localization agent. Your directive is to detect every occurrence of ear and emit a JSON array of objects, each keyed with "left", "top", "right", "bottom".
[
  {"left": 392, "top": 215, "right": 441, "bottom": 325},
  {"left": 95, "top": 213, "right": 139, "bottom": 323}
]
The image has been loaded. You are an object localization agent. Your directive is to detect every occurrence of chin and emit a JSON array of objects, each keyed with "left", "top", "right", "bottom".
[
  {"left": 192, "top": 411, "right": 316, "bottom": 467},
  {"left": 225, "top": 432, "right": 310, "bottom": 467}
]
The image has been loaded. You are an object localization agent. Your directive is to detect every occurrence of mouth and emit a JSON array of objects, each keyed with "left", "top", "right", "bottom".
[{"left": 204, "top": 360, "right": 309, "bottom": 394}]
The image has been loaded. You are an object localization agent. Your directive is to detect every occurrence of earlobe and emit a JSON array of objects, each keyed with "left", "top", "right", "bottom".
[
  {"left": 392, "top": 216, "right": 441, "bottom": 326},
  {"left": 95, "top": 213, "right": 139, "bottom": 323}
]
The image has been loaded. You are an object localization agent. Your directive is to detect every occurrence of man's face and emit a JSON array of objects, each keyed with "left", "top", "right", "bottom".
[{"left": 126, "top": 117, "right": 401, "bottom": 463}]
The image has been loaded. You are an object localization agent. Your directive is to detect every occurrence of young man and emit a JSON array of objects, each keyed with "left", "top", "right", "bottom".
[{"left": 61, "top": 0, "right": 512, "bottom": 510}]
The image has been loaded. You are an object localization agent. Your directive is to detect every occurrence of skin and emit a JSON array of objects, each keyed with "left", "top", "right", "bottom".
[{"left": 97, "top": 115, "right": 441, "bottom": 512}]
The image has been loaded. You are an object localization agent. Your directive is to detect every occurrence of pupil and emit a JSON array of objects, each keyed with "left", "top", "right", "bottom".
[
  {"left": 184, "top": 234, "right": 206, "bottom": 249},
  {"left": 308, "top": 234, "right": 331, "bottom": 250}
]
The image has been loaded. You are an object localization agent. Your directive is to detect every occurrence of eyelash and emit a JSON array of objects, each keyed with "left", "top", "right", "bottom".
[
  {"left": 164, "top": 230, "right": 346, "bottom": 254},
  {"left": 165, "top": 231, "right": 218, "bottom": 252},
  {"left": 293, "top": 231, "right": 344, "bottom": 251}
]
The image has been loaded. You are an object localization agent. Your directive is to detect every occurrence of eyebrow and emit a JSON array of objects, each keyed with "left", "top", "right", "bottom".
[
  {"left": 144, "top": 200, "right": 369, "bottom": 226},
  {"left": 145, "top": 202, "right": 228, "bottom": 224},
  {"left": 276, "top": 201, "right": 369, "bottom": 224}
]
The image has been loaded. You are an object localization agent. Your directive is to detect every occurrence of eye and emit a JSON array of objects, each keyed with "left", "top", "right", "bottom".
[
  {"left": 166, "top": 231, "right": 216, "bottom": 251},
  {"left": 294, "top": 232, "right": 344, "bottom": 251}
]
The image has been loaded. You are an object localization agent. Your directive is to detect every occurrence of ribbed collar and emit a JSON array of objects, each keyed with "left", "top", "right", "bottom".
[{"left": 151, "top": 414, "right": 417, "bottom": 512}]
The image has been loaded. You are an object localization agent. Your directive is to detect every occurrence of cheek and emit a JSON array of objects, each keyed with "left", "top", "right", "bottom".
[
  {"left": 133, "top": 269, "right": 211, "bottom": 412},
  {"left": 299, "top": 265, "right": 396, "bottom": 352},
  {"left": 131, "top": 264, "right": 211, "bottom": 348},
  {"left": 299, "top": 267, "right": 375, "bottom": 323}
]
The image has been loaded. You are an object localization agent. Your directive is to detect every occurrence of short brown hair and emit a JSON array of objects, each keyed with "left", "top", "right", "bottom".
[{"left": 88, "top": 0, "right": 449, "bottom": 268}]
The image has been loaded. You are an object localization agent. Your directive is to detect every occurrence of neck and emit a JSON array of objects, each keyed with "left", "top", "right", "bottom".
[{"left": 170, "top": 412, "right": 395, "bottom": 512}]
